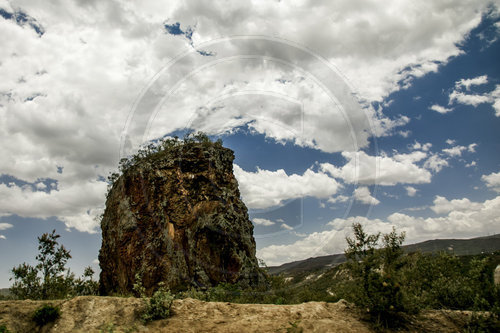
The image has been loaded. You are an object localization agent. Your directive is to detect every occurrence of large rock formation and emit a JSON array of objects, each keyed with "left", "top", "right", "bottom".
[{"left": 99, "top": 138, "right": 264, "bottom": 295}]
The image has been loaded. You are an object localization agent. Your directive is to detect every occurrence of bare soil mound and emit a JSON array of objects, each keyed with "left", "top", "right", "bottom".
[{"left": 0, "top": 296, "right": 471, "bottom": 332}]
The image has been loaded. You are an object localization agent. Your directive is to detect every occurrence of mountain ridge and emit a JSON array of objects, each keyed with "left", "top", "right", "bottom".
[{"left": 267, "top": 233, "right": 500, "bottom": 276}]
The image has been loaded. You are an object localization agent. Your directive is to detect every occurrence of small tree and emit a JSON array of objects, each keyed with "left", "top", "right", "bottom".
[
  {"left": 10, "top": 230, "right": 98, "bottom": 299},
  {"left": 36, "top": 230, "right": 72, "bottom": 299},
  {"left": 344, "top": 223, "right": 414, "bottom": 327}
]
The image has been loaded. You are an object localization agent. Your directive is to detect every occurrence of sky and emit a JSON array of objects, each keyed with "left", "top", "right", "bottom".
[{"left": 0, "top": 0, "right": 500, "bottom": 288}]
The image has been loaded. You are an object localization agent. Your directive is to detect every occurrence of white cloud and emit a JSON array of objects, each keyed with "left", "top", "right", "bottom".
[
  {"left": 449, "top": 91, "right": 491, "bottom": 106},
  {"left": 353, "top": 186, "right": 380, "bottom": 205},
  {"left": 455, "top": 75, "right": 488, "bottom": 90},
  {"left": 258, "top": 195, "right": 500, "bottom": 265},
  {"left": 446, "top": 139, "right": 456, "bottom": 145},
  {"left": 320, "top": 151, "right": 431, "bottom": 186},
  {"left": 0, "top": 222, "right": 13, "bottom": 240},
  {"left": 252, "top": 218, "right": 275, "bottom": 226},
  {"left": 398, "top": 130, "right": 410, "bottom": 138},
  {"left": 431, "top": 195, "right": 482, "bottom": 214},
  {"left": 411, "top": 141, "right": 432, "bottom": 152},
  {"left": 0, "top": 222, "right": 13, "bottom": 230},
  {"left": 430, "top": 104, "right": 453, "bottom": 114},
  {"left": 448, "top": 75, "right": 500, "bottom": 116},
  {"left": 442, "top": 145, "right": 467, "bottom": 157},
  {"left": 327, "top": 195, "right": 349, "bottom": 204},
  {"left": 234, "top": 164, "right": 340, "bottom": 210},
  {"left": 280, "top": 223, "right": 294, "bottom": 231},
  {"left": 482, "top": 171, "right": 500, "bottom": 193},
  {"left": 465, "top": 161, "right": 477, "bottom": 168},
  {"left": 405, "top": 186, "right": 417, "bottom": 197},
  {"left": 491, "top": 85, "right": 500, "bottom": 117},
  {"left": 0, "top": 181, "right": 106, "bottom": 233},
  {"left": 0, "top": 0, "right": 496, "bottom": 233},
  {"left": 423, "top": 154, "right": 449, "bottom": 172},
  {"left": 468, "top": 143, "right": 478, "bottom": 153}
]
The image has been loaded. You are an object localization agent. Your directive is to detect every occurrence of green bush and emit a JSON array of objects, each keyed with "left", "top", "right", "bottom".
[
  {"left": 9, "top": 230, "right": 99, "bottom": 300},
  {"left": 141, "top": 284, "right": 174, "bottom": 323},
  {"left": 133, "top": 275, "right": 174, "bottom": 323},
  {"left": 464, "top": 311, "right": 500, "bottom": 333},
  {"left": 343, "top": 223, "right": 418, "bottom": 327},
  {"left": 0, "top": 325, "right": 10, "bottom": 333},
  {"left": 32, "top": 304, "right": 60, "bottom": 326}
]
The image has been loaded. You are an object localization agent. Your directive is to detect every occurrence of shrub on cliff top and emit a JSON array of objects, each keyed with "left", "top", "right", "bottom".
[{"left": 107, "top": 131, "right": 223, "bottom": 193}]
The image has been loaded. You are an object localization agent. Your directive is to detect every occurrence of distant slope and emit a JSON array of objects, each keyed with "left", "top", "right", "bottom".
[
  {"left": 403, "top": 234, "right": 500, "bottom": 255},
  {"left": 0, "top": 288, "right": 10, "bottom": 297},
  {"left": 267, "top": 234, "right": 500, "bottom": 276}
]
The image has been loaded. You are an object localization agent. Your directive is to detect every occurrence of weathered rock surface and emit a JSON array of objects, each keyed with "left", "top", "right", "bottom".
[{"left": 99, "top": 140, "right": 264, "bottom": 295}]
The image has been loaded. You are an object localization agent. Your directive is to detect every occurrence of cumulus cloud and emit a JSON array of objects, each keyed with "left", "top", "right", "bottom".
[
  {"left": 258, "top": 195, "right": 500, "bottom": 265},
  {"left": 448, "top": 75, "right": 500, "bottom": 116},
  {"left": 405, "top": 186, "right": 417, "bottom": 197},
  {"left": 320, "top": 151, "right": 431, "bottom": 186},
  {"left": 411, "top": 141, "right": 432, "bottom": 152},
  {"left": 0, "top": 222, "right": 13, "bottom": 240},
  {"left": 423, "top": 154, "right": 449, "bottom": 172},
  {"left": 449, "top": 91, "right": 491, "bottom": 106},
  {"left": 0, "top": 0, "right": 496, "bottom": 233},
  {"left": 0, "top": 181, "right": 106, "bottom": 233},
  {"left": 252, "top": 218, "right": 275, "bottom": 226},
  {"left": 468, "top": 143, "right": 478, "bottom": 153},
  {"left": 482, "top": 171, "right": 500, "bottom": 192},
  {"left": 442, "top": 145, "right": 467, "bottom": 157},
  {"left": 353, "top": 186, "right": 380, "bottom": 205},
  {"left": 0, "top": 222, "right": 12, "bottom": 231},
  {"left": 431, "top": 195, "right": 482, "bottom": 214},
  {"left": 430, "top": 104, "right": 453, "bottom": 114},
  {"left": 455, "top": 75, "right": 488, "bottom": 90},
  {"left": 234, "top": 164, "right": 341, "bottom": 210},
  {"left": 327, "top": 195, "right": 349, "bottom": 204}
]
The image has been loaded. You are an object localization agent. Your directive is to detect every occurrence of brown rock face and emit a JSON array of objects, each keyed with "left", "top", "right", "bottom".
[{"left": 99, "top": 140, "right": 264, "bottom": 295}]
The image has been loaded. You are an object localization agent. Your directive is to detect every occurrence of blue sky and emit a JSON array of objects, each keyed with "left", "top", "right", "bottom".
[{"left": 1, "top": 0, "right": 500, "bottom": 287}]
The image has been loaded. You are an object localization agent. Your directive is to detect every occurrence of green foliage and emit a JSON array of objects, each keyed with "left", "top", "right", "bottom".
[
  {"left": 106, "top": 131, "right": 223, "bottom": 195},
  {"left": 133, "top": 274, "right": 174, "bottom": 323},
  {"left": 73, "top": 266, "right": 100, "bottom": 296},
  {"left": 343, "top": 223, "right": 417, "bottom": 327},
  {"left": 464, "top": 311, "right": 500, "bottom": 333},
  {"left": 0, "top": 325, "right": 10, "bottom": 333},
  {"left": 286, "top": 320, "right": 304, "bottom": 333},
  {"left": 9, "top": 230, "right": 99, "bottom": 300},
  {"left": 32, "top": 304, "right": 60, "bottom": 326},
  {"left": 99, "top": 322, "right": 115, "bottom": 333},
  {"left": 11, "top": 229, "right": 71, "bottom": 299},
  {"left": 141, "top": 284, "right": 174, "bottom": 323}
]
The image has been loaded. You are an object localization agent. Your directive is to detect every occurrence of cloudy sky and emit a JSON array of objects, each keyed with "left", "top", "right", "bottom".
[{"left": 1, "top": 0, "right": 500, "bottom": 287}]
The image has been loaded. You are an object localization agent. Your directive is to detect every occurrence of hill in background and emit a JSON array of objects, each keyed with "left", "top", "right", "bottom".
[{"left": 268, "top": 233, "right": 500, "bottom": 276}]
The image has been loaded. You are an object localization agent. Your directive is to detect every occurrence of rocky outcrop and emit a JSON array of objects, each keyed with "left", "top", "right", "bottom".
[{"left": 99, "top": 139, "right": 264, "bottom": 295}]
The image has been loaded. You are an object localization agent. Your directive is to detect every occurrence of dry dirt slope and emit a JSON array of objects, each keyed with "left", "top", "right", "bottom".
[{"left": 0, "top": 296, "right": 472, "bottom": 332}]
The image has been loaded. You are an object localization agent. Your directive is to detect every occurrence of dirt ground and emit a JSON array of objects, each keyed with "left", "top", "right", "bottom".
[{"left": 0, "top": 296, "right": 474, "bottom": 332}]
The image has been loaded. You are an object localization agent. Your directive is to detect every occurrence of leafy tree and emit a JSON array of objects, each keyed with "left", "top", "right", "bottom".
[
  {"left": 344, "top": 223, "right": 415, "bottom": 327},
  {"left": 35, "top": 230, "right": 72, "bottom": 299},
  {"left": 73, "top": 266, "right": 99, "bottom": 296},
  {"left": 10, "top": 230, "right": 98, "bottom": 299}
]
